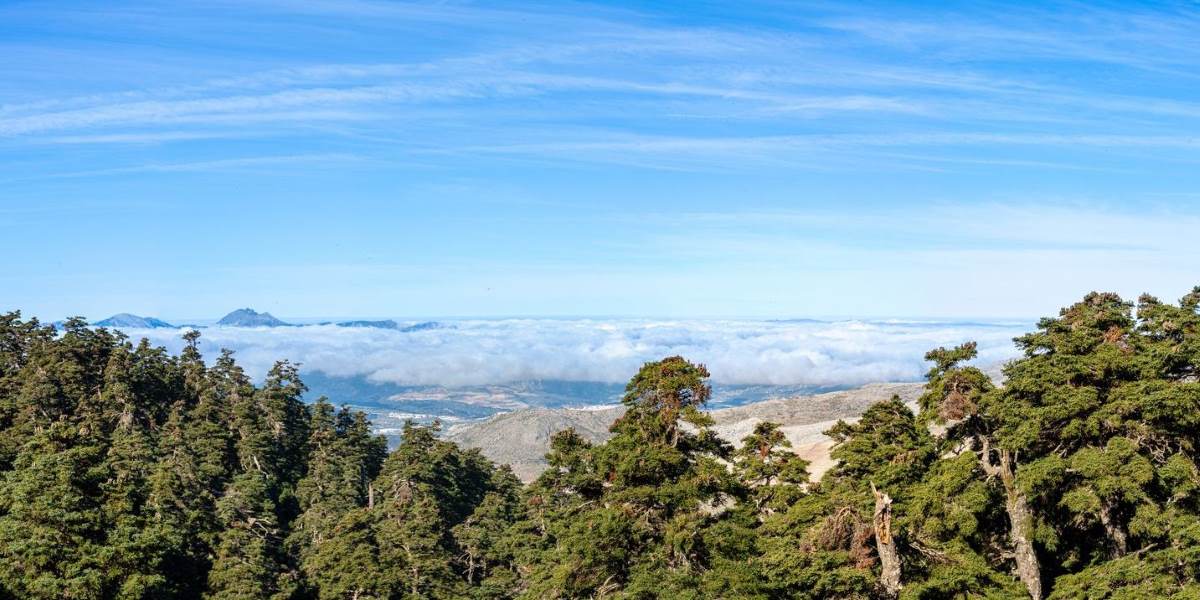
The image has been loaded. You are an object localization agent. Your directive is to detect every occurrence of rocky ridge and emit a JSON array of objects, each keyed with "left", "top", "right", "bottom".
[{"left": 445, "top": 382, "right": 924, "bottom": 481}]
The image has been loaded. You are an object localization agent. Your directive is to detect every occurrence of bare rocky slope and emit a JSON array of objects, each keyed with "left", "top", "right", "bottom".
[{"left": 445, "top": 382, "right": 924, "bottom": 482}]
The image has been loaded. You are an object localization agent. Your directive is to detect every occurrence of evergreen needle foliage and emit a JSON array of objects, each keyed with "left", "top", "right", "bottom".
[{"left": 0, "top": 287, "right": 1198, "bottom": 598}]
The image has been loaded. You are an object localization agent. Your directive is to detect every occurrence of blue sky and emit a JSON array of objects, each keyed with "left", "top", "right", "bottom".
[{"left": 2, "top": 0, "right": 1199, "bottom": 321}]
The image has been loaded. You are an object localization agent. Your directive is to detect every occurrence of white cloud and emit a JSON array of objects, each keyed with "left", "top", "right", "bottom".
[{"left": 123, "top": 319, "right": 1029, "bottom": 388}]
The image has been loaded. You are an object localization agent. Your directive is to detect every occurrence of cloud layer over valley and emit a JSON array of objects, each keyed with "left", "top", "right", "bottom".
[{"left": 123, "top": 318, "right": 1029, "bottom": 390}]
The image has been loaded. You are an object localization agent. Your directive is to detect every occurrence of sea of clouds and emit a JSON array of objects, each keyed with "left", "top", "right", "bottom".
[{"left": 122, "top": 318, "right": 1031, "bottom": 389}]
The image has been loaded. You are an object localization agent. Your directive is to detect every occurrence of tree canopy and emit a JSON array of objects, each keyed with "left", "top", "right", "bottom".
[{"left": 0, "top": 287, "right": 1197, "bottom": 598}]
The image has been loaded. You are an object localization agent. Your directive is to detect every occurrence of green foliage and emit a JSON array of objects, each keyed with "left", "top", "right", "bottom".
[
  {"left": 1, "top": 287, "right": 1200, "bottom": 598},
  {"left": 0, "top": 426, "right": 108, "bottom": 599},
  {"left": 206, "top": 472, "right": 296, "bottom": 599},
  {"left": 736, "top": 421, "right": 809, "bottom": 513},
  {"left": 515, "top": 356, "right": 747, "bottom": 599},
  {"left": 918, "top": 341, "right": 994, "bottom": 429},
  {"left": 827, "top": 396, "right": 935, "bottom": 501}
]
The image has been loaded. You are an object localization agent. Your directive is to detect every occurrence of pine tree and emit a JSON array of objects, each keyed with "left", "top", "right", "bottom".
[
  {"left": 0, "top": 423, "right": 107, "bottom": 599},
  {"left": 914, "top": 341, "right": 1033, "bottom": 599},
  {"left": 256, "top": 361, "right": 311, "bottom": 490},
  {"left": 146, "top": 403, "right": 211, "bottom": 597},
  {"left": 299, "top": 507, "right": 387, "bottom": 599},
  {"left": 0, "top": 312, "right": 55, "bottom": 470},
  {"left": 146, "top": 335, "right": 235, "bottom": 597},
  {"left": 97, "top": 345, "right": 172, "bottom": 598},
  {"left": 290, "top": 399, "right": 386, "bottom": 595},
  {"left": 370, "top": 422, "right": 465, "bottom": 599},
  {"left": 0, "top": 319, "right": 117, "bottom": 599},
  {"left": 452, "top": 468, "right": 523, "bottom": 597},
  {"left": 518, "top": 357, "right": 743, "bottom": 598},
  {"left": 206, "top": 472, "right": 296, "bottom": 599},
  {"left": 735, "top": 421, "right": 809, "bottom": 515}
]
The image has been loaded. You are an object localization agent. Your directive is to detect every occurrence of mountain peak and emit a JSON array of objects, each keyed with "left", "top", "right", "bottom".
[
  {"left": 216, "top": 308, "right": 290, "bottom": 327},
  {"left": 93, "top": 313, "right": 175, "bottom": 328}
]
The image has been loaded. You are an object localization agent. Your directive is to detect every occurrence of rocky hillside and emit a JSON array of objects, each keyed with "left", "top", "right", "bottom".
[{"left": 445, "top": 382, "right": 923, "bottom": 481}]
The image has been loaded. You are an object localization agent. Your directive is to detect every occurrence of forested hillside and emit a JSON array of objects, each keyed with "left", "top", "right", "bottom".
[{"left": 1, "top": 288, "right": 1199, "bottom": 599}]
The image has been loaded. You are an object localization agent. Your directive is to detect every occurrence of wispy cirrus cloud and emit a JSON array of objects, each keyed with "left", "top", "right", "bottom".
[
  {"left": 3, "top": 153, "right": 368, "bottom": 182},
  {"left": 42, "top": 130, "right": 262, "bottom": 145},
  {"left": 4, "top": 0, "right": 1200, "bottom": 329},
  {"left": 439, "top": 131, "right": 1200, "bottom": 173},
  {"left": 818, "top": 4, "right": 1200, "bottom": 73},
  {"left": 3, "top": 1, "right": 1199, "bottom": 153}
]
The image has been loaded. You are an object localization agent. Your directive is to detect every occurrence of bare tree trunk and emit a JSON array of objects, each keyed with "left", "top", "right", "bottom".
[
  {"left": 1098, "top": 502, "right": 1128, "bottom": 557},
  {"left": 404, "top": 543, "right": 420, "bottom": 597},
  {"left": 1004, "top": 487, "right": 1042, "bottom": 600},
  {"left": 980, "top": 438, "right": 1042, "bottom": 600},
  {"left": 871, "top": 482, "right": 902, "bottom": 599}
]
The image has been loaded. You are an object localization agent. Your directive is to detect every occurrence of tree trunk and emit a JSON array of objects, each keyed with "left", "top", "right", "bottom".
[
  {"left": 980, "top": 438, "right": 1042, "bottom": 600},
  {"left": 871, "top": 482, "right": 902, "bottom": 599},
  {"left": 404, "top": 543, "right": 420, "bottom": 597},
  {"left": 1098, "top": 502, "right": 1128, "bottom": 557},
  {"left": 1004, "top": 485, "right": 1042, "bottom": 600}
]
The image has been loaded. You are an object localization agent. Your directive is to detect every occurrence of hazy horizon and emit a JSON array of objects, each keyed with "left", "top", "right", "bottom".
[
  {"left": 87, "top": 316, "right": 1027, "bottom": 385},
  {"left": 38, "top": 309, "right": 1040, "bottom": 324}
]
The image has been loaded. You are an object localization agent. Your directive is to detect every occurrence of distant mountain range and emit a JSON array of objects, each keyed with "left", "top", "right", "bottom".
[
  {"left": 87, "top": 309, "right": 445, "bottom": 331},
  {"left": 398, "top": 321, "right": 443, "bottom": 332},
  {"left": 92, "top": 313, "right": 175, "bottom": 328},
  {"left": 335, "top": 319, "right": 399, "bottom": 329}
]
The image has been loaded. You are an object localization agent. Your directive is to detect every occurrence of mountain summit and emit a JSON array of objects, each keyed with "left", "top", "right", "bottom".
[
  {"left": 216, "top": 308, "right": 290, "bottom": 327},
  {"left": 93, "top": 313, "right": 175, "bottom": 328}
]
